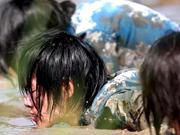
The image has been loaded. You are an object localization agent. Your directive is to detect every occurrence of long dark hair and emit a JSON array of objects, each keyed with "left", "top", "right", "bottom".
[
  {"left": 18, "top": 30, "right": 107, "bottom": 117},
  {"left": 0, "top": 0, "right": 75, "bottom": 75},
  {"left": 0, "top": 0, "right": 31, "bottom": 74},
  {"left": 140, "top": 32, "right": 180, "bottom": 135}
]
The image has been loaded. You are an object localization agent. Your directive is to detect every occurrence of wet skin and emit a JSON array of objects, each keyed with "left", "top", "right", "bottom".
[{"left": 23, "top": 75, "right": 60, "bottom": 128}]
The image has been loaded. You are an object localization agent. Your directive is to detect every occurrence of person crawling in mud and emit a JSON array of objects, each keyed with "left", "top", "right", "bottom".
[
  {"left": 72, "top": 0, "right": 180, "bottom": 73},
  {"left": 18, "top": 30, "right": 143, "bottom": 130},
  {"left": 140, "top": 32, "right": 180, "bottom": 135}
]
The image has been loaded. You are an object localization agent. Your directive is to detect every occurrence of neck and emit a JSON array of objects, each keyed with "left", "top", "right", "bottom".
[
  {"left": 60, "top": 102, "right": 83, "bottom": 126},
  {"left": 60, "top": 109, "right": 82, "bottom": 126}
]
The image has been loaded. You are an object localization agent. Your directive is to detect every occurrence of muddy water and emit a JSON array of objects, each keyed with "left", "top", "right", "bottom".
[
  {"left": 0, "top": 99, "right": 33, "bottom": 135},
  {"left": 0, "top": 78, "right": 35, "bottom": 135}
]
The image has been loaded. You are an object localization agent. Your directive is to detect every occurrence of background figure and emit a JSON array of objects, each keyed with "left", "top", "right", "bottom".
[
  {"left": 71, "top": 0, "right": 179, "bottom": 72},
  {"left": 0, "top": 0, "right": 75, "bottom": 77},
  {"left": 0, "top": 0, "right": 31, "bottom": 75},
  {"left": 140, "top": 32, "right": 180, "bottom": 135}
]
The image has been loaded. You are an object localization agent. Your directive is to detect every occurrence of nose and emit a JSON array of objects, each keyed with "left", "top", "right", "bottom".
[{"left": 23, "top": 94, "right": 33, "bottom": 108}]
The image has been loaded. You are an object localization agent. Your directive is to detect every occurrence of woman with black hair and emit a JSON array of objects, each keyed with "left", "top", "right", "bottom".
[
  {"left": 18, "top": 29, "right": 107, "bottom": 128},
  {"left": 140, "top": 32, "right": 180, "bottom": 135},
  {"left": 18, "top": 30, "right": 143, "bottom": 129}
]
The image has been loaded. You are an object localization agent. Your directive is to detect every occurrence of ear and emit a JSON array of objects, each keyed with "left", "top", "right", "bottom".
[
  {"left": 59, "top": 1, "right": 76, "bottom": 18},
  {"left": 67, "top": 80, "right": 74, "bottom": 98},
  {"left": 62, "top": 80, "right": 74, "bottom": 98},
  {"left": 31, "top": 74, "right": 37, "bottom": 91}
]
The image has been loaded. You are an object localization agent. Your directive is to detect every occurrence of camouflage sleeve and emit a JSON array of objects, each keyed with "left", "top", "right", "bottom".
[
  {"left": 80, "top": 68, "right": 147, "bottom": 130},
  {"left": 95, "top": 89, "right": 144, "bottom": 130}
]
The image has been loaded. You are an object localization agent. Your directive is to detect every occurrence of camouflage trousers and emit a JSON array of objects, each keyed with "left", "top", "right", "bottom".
[{"left": 81, "top": 68, "right": 147, "bottom": 131}]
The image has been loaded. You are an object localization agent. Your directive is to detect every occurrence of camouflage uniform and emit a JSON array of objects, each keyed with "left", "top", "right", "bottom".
[
  {"left": 81, "top": 68, "right": 146, "bottom": 131},
  {"left": 72, "top": 0, "right": 180, "bottom": 73}
]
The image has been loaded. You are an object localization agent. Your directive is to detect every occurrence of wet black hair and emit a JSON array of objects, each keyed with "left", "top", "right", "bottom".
[
  {"left": 0, "top": 0, "right": 76, "bottom": 75},
  {"left": 18, "top": 30, "right": 107, "bottom": 118},
  {"left": 140, "top": 31, "right": 180, "bottom": 135}
]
